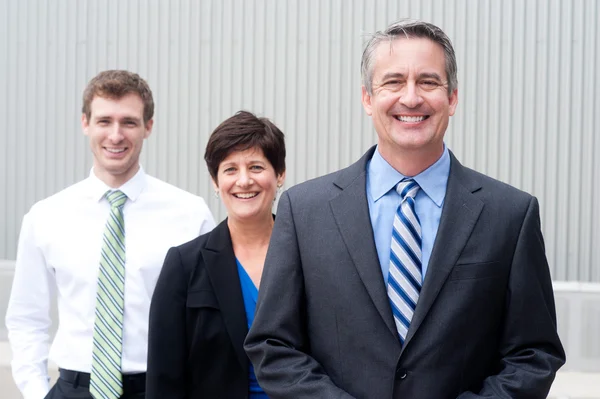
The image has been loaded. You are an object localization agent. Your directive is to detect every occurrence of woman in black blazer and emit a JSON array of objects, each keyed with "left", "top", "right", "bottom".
[{"left": 146, "top": 111, "right": 286, "bottom": 398}]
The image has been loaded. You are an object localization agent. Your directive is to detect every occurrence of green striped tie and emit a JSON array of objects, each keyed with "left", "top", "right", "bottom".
[{"left": 90, "top": 190, "right": 127, "bottom": 399}]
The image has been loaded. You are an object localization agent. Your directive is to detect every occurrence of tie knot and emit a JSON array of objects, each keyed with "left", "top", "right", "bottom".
[
  {"left": 106, "top": 190, "right": 127, "bottom": 209},
  {"left": 396, "top": 179, "right": 420, "bottom": 200}
]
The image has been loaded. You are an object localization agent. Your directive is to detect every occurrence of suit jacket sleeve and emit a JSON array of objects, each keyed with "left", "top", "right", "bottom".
[
  {"left": 146, "top": 247, "right": 189, "bottom": 399},
  {"left": 458, "top": 197, "right": 566, "bottom": 398},
  {"left": 245, "top": 191, "right": 356, "bottom": 399}
]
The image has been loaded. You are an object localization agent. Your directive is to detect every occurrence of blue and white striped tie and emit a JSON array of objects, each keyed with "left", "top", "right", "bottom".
[{"left": 387, "top": 179, "right": 422, "bottom": 344}]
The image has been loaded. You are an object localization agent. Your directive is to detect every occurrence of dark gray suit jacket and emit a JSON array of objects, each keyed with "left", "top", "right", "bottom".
[{"left": 245, "top": 146, "right": 565, "bottom": 399}]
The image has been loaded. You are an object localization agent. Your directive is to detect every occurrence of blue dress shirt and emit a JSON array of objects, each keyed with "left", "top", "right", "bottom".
[
  {"left": 237, "top": 259, "right": 269, "bottom": 399},
  {"left": 366, "top": 146, "right": 450, "bottom": 284}
]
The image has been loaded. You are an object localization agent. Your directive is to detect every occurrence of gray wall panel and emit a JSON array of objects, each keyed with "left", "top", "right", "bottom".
[
  {"left": 0, "top": 0, "right": 7, "bottom": 259},
  {"left": 591, "top": 0, "right": 600, "bottom": 283},
  {"left": 0, "top": 0, "right": 598, "bottom": 282}
]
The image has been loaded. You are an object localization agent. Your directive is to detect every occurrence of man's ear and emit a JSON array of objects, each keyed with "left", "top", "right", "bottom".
[
  {"left": 82, "top": 114, "right": 90, "bottom": 136},
  {"left": 144, "top": 119, "right": 154, "bottom": 139},
  {"left": 448, "top": 88, "right": 458, "bottom": 117},
  {"left": 361, "top": 86, "right": 373, "bottom": 116}
]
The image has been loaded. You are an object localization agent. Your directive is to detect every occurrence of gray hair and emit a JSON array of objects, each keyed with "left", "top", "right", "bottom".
[{"left": 361, "top": 19, "right": 458, "bottom": 96}]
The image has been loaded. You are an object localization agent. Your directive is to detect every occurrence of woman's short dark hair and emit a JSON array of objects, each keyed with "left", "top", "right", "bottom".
[{"left": 204, "top": 111, "right": 286, "bottom": 182}]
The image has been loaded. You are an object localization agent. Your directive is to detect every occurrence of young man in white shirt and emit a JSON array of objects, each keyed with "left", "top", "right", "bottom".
[{"left": 5, "top": 70, "right": 216, "bottom": 399}]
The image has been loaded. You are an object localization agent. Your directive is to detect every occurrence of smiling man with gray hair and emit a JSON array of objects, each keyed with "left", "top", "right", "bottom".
[{"left": 245, "top": 19, "right": 565, "bottom": 398}]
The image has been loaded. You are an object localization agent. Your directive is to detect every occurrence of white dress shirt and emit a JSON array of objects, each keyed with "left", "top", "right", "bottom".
[{"left": 5, "top": 167, "right": 216, "bottom": 399}]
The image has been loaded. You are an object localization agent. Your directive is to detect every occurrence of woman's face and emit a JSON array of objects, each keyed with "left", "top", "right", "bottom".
[{"left": 213, "top": 146, "right": 285, "bottom": 224}]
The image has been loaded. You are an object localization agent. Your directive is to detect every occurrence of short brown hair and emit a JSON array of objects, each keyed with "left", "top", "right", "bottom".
[
  {"left": 82, "top": 70, "right": 154, "bottom": 123},
  {"left": 204, "top": 111, "right": 286, "bottom": 182}
]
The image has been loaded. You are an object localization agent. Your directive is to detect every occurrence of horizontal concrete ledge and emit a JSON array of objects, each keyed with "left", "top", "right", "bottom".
[
  {"left": 0, "top": 260, "right": 15, "bottom": 270},
  {"left": 548, "top": 371, "right": 600, "bottom": 398},
  {"left": 553, "top": 281, "right": 600, "bottom": 293},
  {"left": 2, "top": 259, "right": 600, "bottom": 289}
]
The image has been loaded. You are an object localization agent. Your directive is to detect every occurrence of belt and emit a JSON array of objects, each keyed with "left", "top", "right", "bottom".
[{"left": 59, "top": 368, "right": 146, "bottom": 393}]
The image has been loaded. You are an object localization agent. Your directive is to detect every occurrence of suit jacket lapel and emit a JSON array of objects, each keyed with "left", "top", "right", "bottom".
[
  {"left": 201, "top": 220, "right": 249, "bottom": 373},
  {"left": 402, "top": 153, "right": 484, "bottom": 351},
  {"left": 330, "top": 146, "right": 399, "bottom": 339}
]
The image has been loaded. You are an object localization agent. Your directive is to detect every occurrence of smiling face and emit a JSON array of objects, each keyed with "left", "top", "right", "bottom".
[
  {"left": 213, "top": 147, "right": 285, "bottom": 224},
  {"left": 361, "top": 37, "right": 458, "bottom": 171},
  {"left": 82, "top": 93, "right": 153, "bottom": 187}
]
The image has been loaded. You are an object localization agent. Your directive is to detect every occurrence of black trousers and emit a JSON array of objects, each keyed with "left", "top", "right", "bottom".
[{"left": 44, "top": 369, "right": 146, "bottom": 399}]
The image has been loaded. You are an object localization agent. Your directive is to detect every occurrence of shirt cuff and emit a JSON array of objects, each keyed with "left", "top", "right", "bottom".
[{"left": 21, "top": 378, "right": 51, "bottom": 399}]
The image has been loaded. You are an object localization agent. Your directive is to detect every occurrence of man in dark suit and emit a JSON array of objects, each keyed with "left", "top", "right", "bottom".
[{"left": 245, "top": 19, "right": 565, "bottom": 398}]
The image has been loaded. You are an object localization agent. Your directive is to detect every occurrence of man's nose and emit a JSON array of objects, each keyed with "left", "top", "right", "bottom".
[
  {"left": 398, "top": 82, "right": 424, "bottom": 108},
  {"left": 107, "top": 124, "right": 125, "bottom": 142}
]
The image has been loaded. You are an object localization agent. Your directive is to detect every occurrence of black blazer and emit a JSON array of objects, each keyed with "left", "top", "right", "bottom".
[{"left": 147, "top": 219, "right": 249, "bottom": 399}]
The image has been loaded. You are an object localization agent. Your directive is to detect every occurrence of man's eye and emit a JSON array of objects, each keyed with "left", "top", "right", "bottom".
[
  {"left": 381, "top": 80, "right": 404, "bottom": 91},
  {"left": 420, "top": 80, "right": 440, "bottom": 89}
]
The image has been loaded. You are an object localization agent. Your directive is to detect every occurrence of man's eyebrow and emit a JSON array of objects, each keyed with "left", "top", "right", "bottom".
[
  {"left": 378, "top": 72, "right": 444, "bottom": 81},
  {"left": 418, "top": 72, "right": 443, "bottom": 81},
  {"left": 121, "top": 116, "right": 142, "bottom": 122},
  {"left": 379, "top": 72, "right": 406, "bottom": 81}
]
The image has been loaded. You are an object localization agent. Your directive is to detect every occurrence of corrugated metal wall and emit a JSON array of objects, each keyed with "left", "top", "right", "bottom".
[{"left": 1, "top": 0, "right": 598, "bottom": 282}]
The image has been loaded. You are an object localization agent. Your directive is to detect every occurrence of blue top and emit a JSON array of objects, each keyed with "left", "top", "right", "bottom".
[
  {"left": 236, "top": 259, "right": 269, "bottom": 399},
  {"left": 366, "top": 145, "right": 450, "bottom": 284}
]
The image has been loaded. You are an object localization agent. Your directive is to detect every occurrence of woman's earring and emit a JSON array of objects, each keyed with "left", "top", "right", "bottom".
[{"left": 214, "top": 190, "right": 219, "bottom": 199}]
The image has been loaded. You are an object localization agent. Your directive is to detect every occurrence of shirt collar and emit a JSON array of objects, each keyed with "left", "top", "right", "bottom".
[
  {"left": 368, "top": 145, "right": 450, "bottom": 208},
  {"left": 85, "top": 166, "right": 148, "bottom": 203}
]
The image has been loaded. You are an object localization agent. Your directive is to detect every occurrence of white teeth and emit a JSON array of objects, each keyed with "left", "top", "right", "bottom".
[
  {"left": 234, "top": 193, "right": 258, "bottom": 199},
  {"left": 106, "top": 148, "right": 126, "bottom": 153},
  {"left": 397, "top": 115, "right": 426, "bottom": 122}
]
